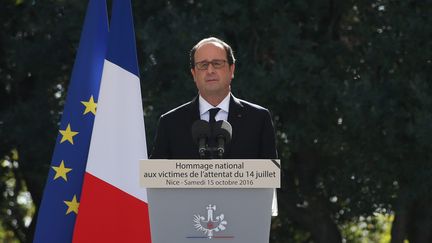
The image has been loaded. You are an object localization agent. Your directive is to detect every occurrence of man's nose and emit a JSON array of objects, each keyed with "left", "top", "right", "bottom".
[{"left": 206, "top": 63, "right": 216, "bottom": 73}]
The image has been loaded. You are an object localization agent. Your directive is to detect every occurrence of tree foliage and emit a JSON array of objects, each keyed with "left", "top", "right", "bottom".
[{"left": 0, "top": 0, "right": 431, "bottom": 242}]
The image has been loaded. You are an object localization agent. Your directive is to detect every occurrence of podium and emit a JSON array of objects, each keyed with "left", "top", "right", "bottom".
[{"left": 140, "top": 159, "right": 280, "bottom": 243}]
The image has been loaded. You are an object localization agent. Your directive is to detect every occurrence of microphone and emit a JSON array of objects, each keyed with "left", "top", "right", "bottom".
[
  {"left": 212, "top": 120, "right": 232, "bottom": 158},
  {"left": 191, "top": 120, "right": 211, "bottom": 158}
]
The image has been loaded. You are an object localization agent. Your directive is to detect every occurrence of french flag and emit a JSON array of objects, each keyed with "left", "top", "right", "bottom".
[{"left": 72, "top": 0, "right": 151, "bottom": 242}]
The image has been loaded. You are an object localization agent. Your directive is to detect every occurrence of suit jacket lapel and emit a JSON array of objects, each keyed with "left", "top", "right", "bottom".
[
  {"left": 226, "top": 94, "right": 244, "bottom": 157},
  {"left": 189, "top": 96, "right": 201, "bottom": 123},
  {"left": 184, "top": 96, "right": 201, "bottom": 157}
]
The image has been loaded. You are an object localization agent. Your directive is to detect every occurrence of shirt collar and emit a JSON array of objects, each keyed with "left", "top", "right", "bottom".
[{"left": 199, "top": 93, "right": 231, "bottom": 116}]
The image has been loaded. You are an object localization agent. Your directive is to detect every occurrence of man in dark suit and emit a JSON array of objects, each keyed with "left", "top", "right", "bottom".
[{"left": 150, "top": 37, "right": 277, "bottom": 160}]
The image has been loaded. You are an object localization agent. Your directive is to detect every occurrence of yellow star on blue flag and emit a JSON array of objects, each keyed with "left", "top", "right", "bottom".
[
  {"left": 51, "top": 160, "right": 72, "bottom": 181},
  {"left": 81, "top": 95, "right": 97, "bottom": 115},
  {"left": 59, "top": 124, "right": 79, "bottom": 144}
]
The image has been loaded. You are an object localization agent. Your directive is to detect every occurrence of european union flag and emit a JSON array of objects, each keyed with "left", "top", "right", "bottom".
[{"left": 33, "top": 0, "right": 108, "bottom": 242}]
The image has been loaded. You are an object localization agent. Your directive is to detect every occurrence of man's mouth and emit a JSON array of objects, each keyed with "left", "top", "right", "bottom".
[{"left": 205, "top": 78, "right": 219, "bottom": 82}]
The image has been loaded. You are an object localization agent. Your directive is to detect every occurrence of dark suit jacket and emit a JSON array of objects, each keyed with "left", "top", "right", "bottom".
[{"left": 150, "top": 94, "right": 277, "bottom": 159}]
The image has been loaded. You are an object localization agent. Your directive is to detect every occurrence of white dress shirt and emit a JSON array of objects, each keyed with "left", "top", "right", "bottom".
[{"left": 198, "top": 93, "right": 230, "bottom": 122}]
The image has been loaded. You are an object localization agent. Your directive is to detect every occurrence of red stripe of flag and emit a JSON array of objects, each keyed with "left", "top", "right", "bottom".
[{"left": 73, "top": 173, "right": 151, "bottom": 243}]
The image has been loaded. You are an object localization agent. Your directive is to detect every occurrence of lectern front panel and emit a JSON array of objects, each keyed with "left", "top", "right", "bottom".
[{"left": 147, "top": 188, "right": 273, "bottom": 243}]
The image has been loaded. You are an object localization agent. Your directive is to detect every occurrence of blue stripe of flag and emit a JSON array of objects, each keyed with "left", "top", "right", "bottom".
[{"left": 106, "top": 0, "right": 140, "bottom": 77}]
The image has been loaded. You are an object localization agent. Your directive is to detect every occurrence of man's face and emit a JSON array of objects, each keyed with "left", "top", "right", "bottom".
[{"left": 191, "top": 42, "right": 235, "bottom": 99}]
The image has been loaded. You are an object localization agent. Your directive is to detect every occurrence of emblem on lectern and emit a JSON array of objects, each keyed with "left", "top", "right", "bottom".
[{"left": 193, "top": 204, "right": 227, "bottom": 239}]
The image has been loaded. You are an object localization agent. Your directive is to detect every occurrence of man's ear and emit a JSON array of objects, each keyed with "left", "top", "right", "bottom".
[
  {"left": 191, "top": 68, "right": 196, "bottom": 81},
  {"left": 230, "top": 64, "right": 235, "bottom": 79}
]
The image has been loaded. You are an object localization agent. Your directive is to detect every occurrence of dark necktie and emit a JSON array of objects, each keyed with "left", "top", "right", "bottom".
[{"left": 209, "top": 108, "right": 220, "bottom": 124}]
